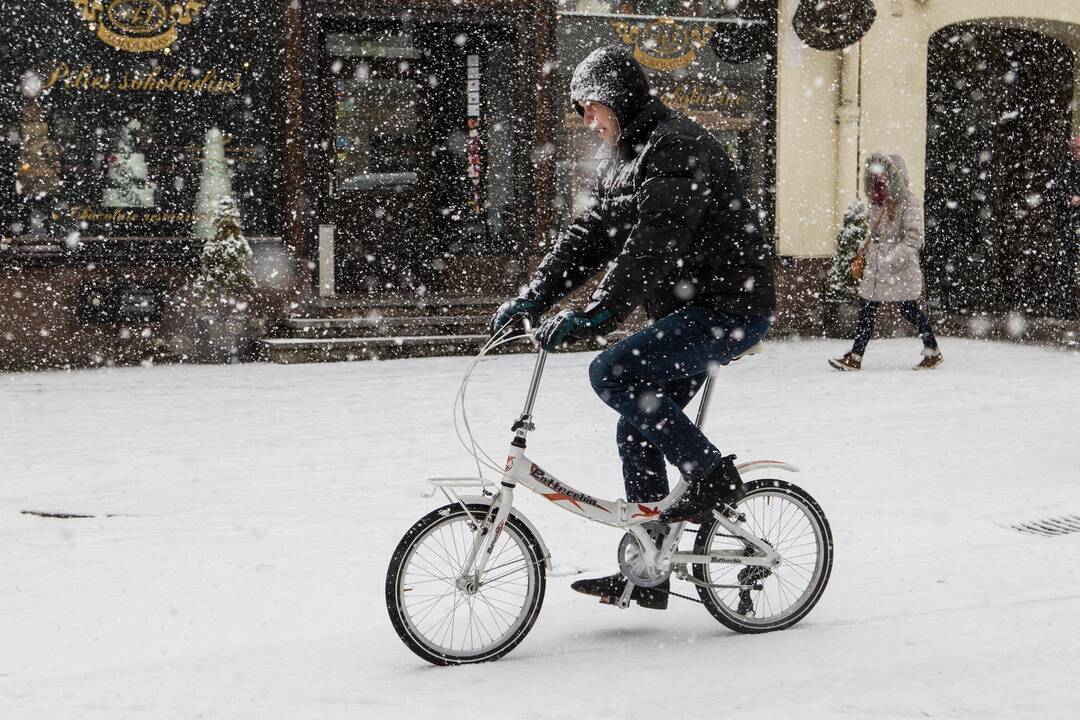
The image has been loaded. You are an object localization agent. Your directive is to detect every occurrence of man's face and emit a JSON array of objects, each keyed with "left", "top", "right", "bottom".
[
  {"left": 1070, "top": 138, "right": 1080, "bottom": 161},
  {"left": 582, "top": 101, "right": 620, "bottom": 147}
]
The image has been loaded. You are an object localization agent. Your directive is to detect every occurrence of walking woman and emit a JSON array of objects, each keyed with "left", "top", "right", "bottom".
[{"left": 829, "top": 152, "right": 943, "bottom": 371}]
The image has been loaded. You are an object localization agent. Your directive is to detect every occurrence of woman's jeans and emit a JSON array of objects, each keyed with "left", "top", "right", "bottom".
[
  {"left": 588, "top": 306, "right": 772, "bottom": 504},
  {"left": 852, "top": 299, "right": 938, "bottom": 356}
]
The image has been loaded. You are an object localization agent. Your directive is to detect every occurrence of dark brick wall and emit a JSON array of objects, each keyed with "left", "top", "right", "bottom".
[
  {"left": 772, "top": 256, "right": 829, "bottom": 337},
  {"left": 0, "top": 241, "right": 302, "bottom": 370}
]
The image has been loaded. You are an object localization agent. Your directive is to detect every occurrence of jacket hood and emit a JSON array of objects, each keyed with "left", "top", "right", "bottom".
[
  {"left": 569, "top": 45, "right": 652, "bottom": 130},
  {"left": 863, "top": 152, "right": 911, "bottom": 204}
]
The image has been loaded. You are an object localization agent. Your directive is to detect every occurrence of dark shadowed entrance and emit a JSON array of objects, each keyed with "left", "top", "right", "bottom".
[
  {"left": 925, "top": 23, "right": 1076, "bottom": 319},
  {"left": 317, "top": 20, "right": 525, "bottom": 296}
]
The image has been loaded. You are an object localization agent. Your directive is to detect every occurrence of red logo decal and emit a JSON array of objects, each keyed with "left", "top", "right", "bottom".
[
  {"left": 631, "top": 503, "right": 661, "bottom": 519},
  {"left": 543, "top": 492, "right": 584, "bottom": 510}
]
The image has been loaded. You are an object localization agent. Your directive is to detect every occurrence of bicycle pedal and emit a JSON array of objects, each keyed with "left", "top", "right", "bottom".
[
  {"left": 719, "top": 506, "right": 746, "bottom": 523},
  {"left": 600, "top": 595, "right": 632, "bottom": 609}
]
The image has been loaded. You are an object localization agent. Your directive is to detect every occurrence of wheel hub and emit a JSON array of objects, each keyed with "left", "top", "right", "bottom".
[{"left": 455, "top": 573, "right": 479, "bottom": 595}]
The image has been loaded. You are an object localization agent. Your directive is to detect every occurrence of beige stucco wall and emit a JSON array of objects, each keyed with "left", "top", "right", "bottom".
[
  {"left": 776, "top": 0, "right": 1080, "bottom": 258},
  {"left": 775, "top": 0, "right": 841, "bottom": 256}
]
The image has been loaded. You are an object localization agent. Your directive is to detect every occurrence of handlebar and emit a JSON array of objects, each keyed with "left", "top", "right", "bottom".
[{"left": 490, "top": 312, "right": 537, "bottom": 344}]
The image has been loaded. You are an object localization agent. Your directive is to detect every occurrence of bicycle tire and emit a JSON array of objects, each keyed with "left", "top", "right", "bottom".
[
  {"left": 386, "top": 502, "right": 547, "bottom": 665},
  {"left": 692, "top": 479, "right": 833, "bottom": 633}
]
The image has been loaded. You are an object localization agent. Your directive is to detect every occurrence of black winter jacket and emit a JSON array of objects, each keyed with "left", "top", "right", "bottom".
[{"left": 530, "top": 97, "right": 776, "bottom": 323}]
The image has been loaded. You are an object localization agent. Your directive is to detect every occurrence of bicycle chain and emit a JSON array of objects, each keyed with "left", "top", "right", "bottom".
[{"left": 662, "top": 588, "right": 704, "bottom": 605}]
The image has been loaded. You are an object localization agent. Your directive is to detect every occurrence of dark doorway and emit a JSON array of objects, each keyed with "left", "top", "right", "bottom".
[
  {"left": 318, "top": 21, "right": 523, "bottom": 296},
  {"left": 925, "top": 23, "right": 1076, "bottom": 319}
]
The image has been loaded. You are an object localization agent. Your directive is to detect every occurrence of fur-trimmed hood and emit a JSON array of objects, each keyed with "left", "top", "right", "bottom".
[{"left": 863, "top": 152, "right": 911, "bottom": 204}]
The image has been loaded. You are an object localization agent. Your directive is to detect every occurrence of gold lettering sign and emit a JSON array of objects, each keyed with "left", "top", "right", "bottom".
[
  {"left": 67, "top": 205, "right": 200, "bottom": 223},
  {"left": 73, "top": 0, "right": 206, "bottom": 53},
  {"left": 661, "top": 80, "right": 742, "bottom": 112},
  {"left": 43, "top": 62, "right": 242, "bottom": 95},
  {"left": 611, "top": 17, "right": 716, "bottom": 72}
]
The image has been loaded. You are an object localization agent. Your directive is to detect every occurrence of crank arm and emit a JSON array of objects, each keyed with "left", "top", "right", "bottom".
[
  {"left": 599, "top": 580, "right": 636, "bottom": 609},
  {"left": 615, "top": 579, "right": 635, "bottom": 608}
]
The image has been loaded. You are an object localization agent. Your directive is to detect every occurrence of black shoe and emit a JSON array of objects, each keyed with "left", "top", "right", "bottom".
[
  {"left": 659, "top": 455, "right": 744, "bottom": 524},
  {"left": 570, "top": 572, "right": 669, "bottom": 610}
]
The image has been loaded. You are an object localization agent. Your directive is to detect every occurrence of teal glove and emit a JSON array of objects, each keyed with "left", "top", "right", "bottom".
[
  {"left": 489, "top": 295, "right": 545, "bottom": 335},
  {"left": 536, "top": 307, "right": 615, "bottom": 352}
]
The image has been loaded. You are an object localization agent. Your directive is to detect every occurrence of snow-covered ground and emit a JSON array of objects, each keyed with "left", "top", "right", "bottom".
[{"left": 2, "top": 338, "right": 1078, "bottom": 719}]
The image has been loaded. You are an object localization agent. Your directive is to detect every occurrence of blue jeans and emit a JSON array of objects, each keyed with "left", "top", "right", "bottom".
[{"left": 588, "top": 306, "right": 772, "bottom": 503}]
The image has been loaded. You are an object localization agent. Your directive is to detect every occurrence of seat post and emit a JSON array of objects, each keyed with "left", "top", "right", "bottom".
[{"left": 693, "top": 372, "right": 716, "bottom": 430}]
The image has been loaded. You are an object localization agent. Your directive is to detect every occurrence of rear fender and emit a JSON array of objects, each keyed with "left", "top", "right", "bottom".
[{"left": 737, "top": 460, "right": 800, "bottom": 475}]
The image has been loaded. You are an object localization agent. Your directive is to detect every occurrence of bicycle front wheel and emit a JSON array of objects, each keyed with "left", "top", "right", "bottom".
[
  {"left": 693, "top": 479, "right": 833, "bottom": 633},
  {"left": 385, "top": 503, "right": 547, "bottom": 665}
]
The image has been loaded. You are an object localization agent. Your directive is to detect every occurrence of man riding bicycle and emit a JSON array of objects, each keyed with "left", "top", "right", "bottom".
[{"left": 490, "top": 45, "right": 776, "bottom": 610}]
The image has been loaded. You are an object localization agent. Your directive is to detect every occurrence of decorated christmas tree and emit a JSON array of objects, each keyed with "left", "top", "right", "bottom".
[
  {"left": 194, "top": 127, "right": 233, "bottom": 239},
  {"left": 826, "top": 200, "right": 869, "bottom": 301},
  {"left": 192, "top": 196, "right": 256, "bottom": 312},
  {"left": 102, "top": 119, "right": 155, "bottom": 208}
]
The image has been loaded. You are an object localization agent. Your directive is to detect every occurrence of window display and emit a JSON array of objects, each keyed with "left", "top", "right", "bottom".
[{"left": 0, "top": 0, "right": 283, "bottom": 248}]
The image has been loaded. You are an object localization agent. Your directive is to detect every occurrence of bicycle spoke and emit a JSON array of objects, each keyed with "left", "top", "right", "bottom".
[
  {"left": 475, "top": 592, "right": 522, "bottom": 623},
  {"left": 467, "top": 595, "right": 499, "bottom": 645}
]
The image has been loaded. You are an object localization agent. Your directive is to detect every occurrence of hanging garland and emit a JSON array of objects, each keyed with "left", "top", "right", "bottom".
[
  {"left": 793, "top": 0, "right": 877, "bottom": 51},
  {"left": 710, "top": 0, "right": 777, "bottom": 65}
]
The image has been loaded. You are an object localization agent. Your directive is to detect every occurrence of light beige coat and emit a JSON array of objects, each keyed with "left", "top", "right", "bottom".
[{"left": 858, "top": 153, "right": 925, "bottom": 302}]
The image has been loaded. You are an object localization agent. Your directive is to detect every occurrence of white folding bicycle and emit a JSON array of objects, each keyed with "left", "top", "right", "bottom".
[{"left": 386, "top": 320, "right": 833, "bottom": 665}]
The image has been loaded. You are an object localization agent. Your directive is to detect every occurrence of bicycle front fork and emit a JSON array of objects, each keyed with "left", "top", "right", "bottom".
[{"left": 459, "top": 482, "right": 516, "bottom": 581}]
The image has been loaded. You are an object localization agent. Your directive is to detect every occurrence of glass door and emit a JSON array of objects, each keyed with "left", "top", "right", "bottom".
[
  {"left": 319, "top": 22, "right": 522, "bottom": 297},
  {"left": 323, "top": 30, "right": 426, "bottom": 294}
]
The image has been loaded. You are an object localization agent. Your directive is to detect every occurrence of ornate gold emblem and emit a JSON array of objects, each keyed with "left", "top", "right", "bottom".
[
  {"left": 611, "top": 17, "right": 717, "bottom": 72},
  {"left": 73, "top": 0, "right": 206, "bottom": 53}
]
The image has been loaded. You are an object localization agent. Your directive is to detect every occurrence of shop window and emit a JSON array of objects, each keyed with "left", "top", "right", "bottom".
[
  {"left": 0, "top": 0, "right": 283, "bottom": 250},
  {"left": 328, "top": 32, "right": 421, "bottom": 194},
  {"left": 557, "top": 1, "right": 735, "bottom": 16}
]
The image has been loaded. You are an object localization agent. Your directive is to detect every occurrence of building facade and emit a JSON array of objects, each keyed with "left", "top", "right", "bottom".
[
  {"left": 2, "top": 1, "right": 1078, "bottom": 369},
  {"left": 777, "top": 0, "right": 1080, "bottom": 329}
]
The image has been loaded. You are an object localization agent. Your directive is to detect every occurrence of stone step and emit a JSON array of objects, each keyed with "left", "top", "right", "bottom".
[
  {"left": 258, "top": 330, "right": 628, "bottom": 364},
  {"left": 278, "top": 314, "right": 490, "bottom": 339},
  {"left": 259, "top": 333, "right": 504, "bottom": 363},
  {"left": 294, "top": 294, "right": 502, "bottom": 319}
]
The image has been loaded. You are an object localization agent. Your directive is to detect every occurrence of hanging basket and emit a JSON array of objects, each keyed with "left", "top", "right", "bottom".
[
  {"left": 793, "top": 0, "right": 877, "bottom": 51},
  {"left": 711, "top": 1, "right": 777, "bottom": 65}
]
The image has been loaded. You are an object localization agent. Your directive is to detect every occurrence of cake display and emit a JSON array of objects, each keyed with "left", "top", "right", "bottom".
[{"left": 102, "top": 119, "right": 156, "bottom": 208}]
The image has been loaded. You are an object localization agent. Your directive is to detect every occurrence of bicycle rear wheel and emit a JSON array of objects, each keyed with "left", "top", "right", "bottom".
[
  {"left": 386, "top": 503, "right": 546, "bottom": 665},
  {"left": 693, "top": 479, "right": 833, "bottom": 633}
]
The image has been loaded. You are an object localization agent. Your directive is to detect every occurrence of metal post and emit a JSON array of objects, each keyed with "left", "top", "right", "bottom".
[
  {"left": 520, "top": 349, "right": 548, "bottom": 419},
  {"left": 693, "top": 372, "right": 716, "bottom": 430},
  {"left": 318, "top": 224, "right": 335, "bottom": 297}
]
